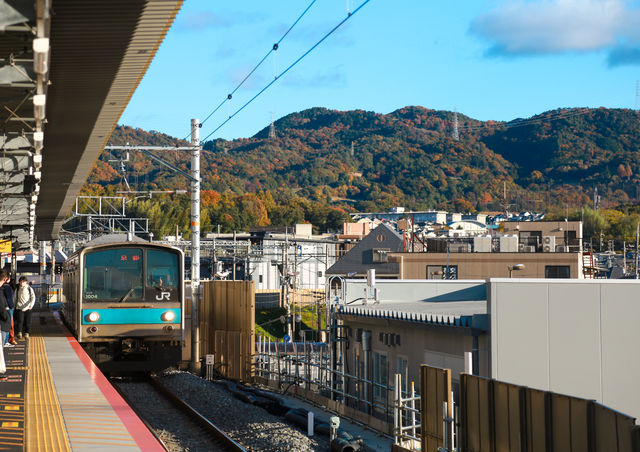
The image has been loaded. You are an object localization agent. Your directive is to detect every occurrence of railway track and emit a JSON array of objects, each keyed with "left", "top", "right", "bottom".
[{"left": 113, "top": 376, "right": 246, "bottom": 452}]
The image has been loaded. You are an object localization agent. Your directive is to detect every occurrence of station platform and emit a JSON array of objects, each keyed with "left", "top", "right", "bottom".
[{"left": 0, "top": 310, "right": 164, "bottom": 451}]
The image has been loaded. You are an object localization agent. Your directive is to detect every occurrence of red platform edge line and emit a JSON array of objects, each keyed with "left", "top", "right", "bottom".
[{"left": 52, "top": 312, "right": 164, "bottom": 451}]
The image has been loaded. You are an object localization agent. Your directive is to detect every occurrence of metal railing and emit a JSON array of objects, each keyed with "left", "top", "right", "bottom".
[{"left": 255, "top": 337, "right": 422, "bottom": 440}]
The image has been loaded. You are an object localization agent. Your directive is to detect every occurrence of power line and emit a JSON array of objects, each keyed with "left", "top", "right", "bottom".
[
  {"left": 458, "top": 108, "right": 592, "bottom": 133},
  {"left": 202, "top": 0, "right": 372, "bottom": 142},
  {"left": 183, "top": 0, "right": 318, "bottom": 140}
]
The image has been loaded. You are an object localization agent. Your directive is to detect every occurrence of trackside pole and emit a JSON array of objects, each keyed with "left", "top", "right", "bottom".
[{"left": 191, "top": 119, "right": 201, "bottom": 372}]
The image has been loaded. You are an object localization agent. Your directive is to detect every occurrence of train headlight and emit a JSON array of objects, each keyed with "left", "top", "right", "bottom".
[
  {"left": 87, "top": 312, "right": 100, "bottom": 322},
  {"left": 161, "top": 311, "right": 176, "bottom": 322}
]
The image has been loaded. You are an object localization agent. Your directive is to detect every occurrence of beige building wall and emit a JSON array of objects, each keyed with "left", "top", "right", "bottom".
[
  {"left": 390, "top": 252, "right": 582, "bottom": 279},
  {"left": 341, "top": 316, "right": 490, "bottom": 392}
]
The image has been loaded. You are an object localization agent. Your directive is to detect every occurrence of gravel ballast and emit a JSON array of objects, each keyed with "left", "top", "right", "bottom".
[
  {"left": 116, "top": 380, "right": 224, "bottom": 451},
  {"left": 158, "top": 370, "right": 330, "bottom": 452}
]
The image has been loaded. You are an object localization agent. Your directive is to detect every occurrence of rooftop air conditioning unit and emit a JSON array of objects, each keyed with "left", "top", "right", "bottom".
[
  {"left": 518, "top": 243, "right": 525, "bottom": 252},
  {"left": 525, "top": 246, "right": 536, "bottom": 253},
  {"left": 556, "top": 245, "right": 569, "bottom": 252},
  {"left": 474, "top": 236, "right": 491, "bottom": 252},
  {"left": 542, "top": 236, "right": 555, "bottom": 252},
  {"left": 500, "top": 235, "right": 518, "bottom": 252}
]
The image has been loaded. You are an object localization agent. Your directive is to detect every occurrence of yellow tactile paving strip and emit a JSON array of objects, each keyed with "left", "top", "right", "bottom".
[{"left": 26, "top": 330, "right": 71, "bottom": 452}]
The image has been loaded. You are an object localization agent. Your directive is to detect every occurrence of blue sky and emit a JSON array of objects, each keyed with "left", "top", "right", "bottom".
[{"left": 119, "top": 0, "right": 640, "bottom": 141}]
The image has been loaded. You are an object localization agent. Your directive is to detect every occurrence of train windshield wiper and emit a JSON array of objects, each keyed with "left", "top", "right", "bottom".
[{"left": 118, "top": 288, "right": 135, "bottom": 303}]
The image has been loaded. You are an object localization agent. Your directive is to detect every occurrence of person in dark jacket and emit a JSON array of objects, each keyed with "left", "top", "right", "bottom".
[
  {"left": 2, "top": 277, "right": 16, "bottom": 346},
  {"left": 0, "top": 271, "right": 9, "bottom": 380},
  {"left": 0, "top": 271, "right": 11, "bottom": 347}
]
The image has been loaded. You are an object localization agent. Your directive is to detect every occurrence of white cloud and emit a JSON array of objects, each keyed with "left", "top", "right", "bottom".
[{"left": 470, "top": 0, "right": 640, "bottom": 56}]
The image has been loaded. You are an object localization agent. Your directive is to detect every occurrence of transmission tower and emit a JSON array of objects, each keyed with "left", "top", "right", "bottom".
[
  {"left": 269, "top": 111, "right": 276, "bottom": 140},
  {"left": 453, "top": 109, "right": 460, "bottom": 141}
]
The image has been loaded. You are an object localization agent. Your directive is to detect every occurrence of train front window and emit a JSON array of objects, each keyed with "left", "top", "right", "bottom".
[
  {"left": 83, "top": 248, "right": 143, "bottom": 301},
  {"left": 146, "top": 249, "right": 179, "bottom": 301}
]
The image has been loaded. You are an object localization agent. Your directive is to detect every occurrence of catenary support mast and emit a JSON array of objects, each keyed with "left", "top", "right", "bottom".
[{"left": 190, "top": 119, "right": 201, "bottom": 371}]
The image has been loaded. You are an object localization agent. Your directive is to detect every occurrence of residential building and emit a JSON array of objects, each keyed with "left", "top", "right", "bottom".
[{"left": 326, "top": 223, "right": 403, "bottom": 278}]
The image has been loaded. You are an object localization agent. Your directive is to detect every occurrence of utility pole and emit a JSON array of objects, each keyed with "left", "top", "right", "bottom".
[
  {"left": 39, "top": 241, "right": 47, "bottom": 277},
  {"left": 39, "top": 240, "right": 47, "bottom": 306},
  {"left": 285, "top": 229, "right": 292, "bottom": 341},
  {"left": 191, "top": 118, "right": 201, "bottom": 372},
  {"left": 50, "top": 241, "right": 56, "bottom": 286},
  {"left": 104, "top": 124, "right": 202, "bottom": 370}
]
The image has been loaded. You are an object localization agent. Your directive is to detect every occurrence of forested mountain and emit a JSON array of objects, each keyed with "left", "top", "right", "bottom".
[{"left": 80, "top": 106, "right": 640, "bottom": 236}]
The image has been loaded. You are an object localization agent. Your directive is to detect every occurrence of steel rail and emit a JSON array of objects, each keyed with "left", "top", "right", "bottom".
[{"left": 149, "top": 376, "right": 247, "bottom": 452}]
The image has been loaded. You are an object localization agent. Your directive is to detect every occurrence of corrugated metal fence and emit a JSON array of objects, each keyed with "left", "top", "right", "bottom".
[
  {"left": 421, "top": 365, "right": 452, "bottom": 452},
  {"left": 459, "top": 374, "right": 639, "bottom": 452},
  {"left": 419, "top": 367, "right": 640, "bottom": 452},
  {"left": 199, "top": 280, "right": 255, "bottom": 381}
]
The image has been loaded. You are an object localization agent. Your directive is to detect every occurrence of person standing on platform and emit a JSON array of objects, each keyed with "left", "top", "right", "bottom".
[
  {"left": 0, "top": 271, "right": 11, "bottom": 380},
  {"left": 2, "top": 276, "right": 16, "bottom": 347},
  {"left": 15, "top": 277, "right": 35, "bottom": 339}
]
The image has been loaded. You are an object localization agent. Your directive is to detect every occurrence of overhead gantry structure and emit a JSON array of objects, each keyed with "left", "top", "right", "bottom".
[{"left": 0, "top": 0, "right": 183, "bottom": 249}]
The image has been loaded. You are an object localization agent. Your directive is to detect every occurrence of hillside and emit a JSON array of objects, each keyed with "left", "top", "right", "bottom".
[{"left": 81, "top": 107, "right": 640, "bottom": 236}]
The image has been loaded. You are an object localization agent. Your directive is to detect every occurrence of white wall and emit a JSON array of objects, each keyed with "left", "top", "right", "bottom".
[{"left": 489, "top": 278, "right": 640, "bottom": 422}]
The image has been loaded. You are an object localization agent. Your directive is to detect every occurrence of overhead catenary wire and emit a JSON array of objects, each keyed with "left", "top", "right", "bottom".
[
  {"left": 202, "top": 0, "right": 372, "bottom": 142},
  {"left": 183, "top": 0, "right": 318, "bottom": 140}
]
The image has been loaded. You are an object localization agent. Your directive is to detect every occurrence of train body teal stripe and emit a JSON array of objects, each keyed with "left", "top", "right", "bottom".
[{"left": 81, "top": 308, "right": 181, "bottom": 325}]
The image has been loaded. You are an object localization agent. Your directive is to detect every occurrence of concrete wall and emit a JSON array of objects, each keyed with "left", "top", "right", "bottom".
[
  {"left": 390, "top": 252, "right": 582, "bottom": 279},
  {"left": 489, "top": 279, "right": 640, "bottom": 421}
]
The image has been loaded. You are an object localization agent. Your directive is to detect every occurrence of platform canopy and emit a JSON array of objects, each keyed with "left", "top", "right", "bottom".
[{"left": 0, "top": 0, "right": 183, "bottom": 249}]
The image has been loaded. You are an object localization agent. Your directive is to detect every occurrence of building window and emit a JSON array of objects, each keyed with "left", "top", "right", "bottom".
[
  {"left": 426, "top": 265, "right": 458, "bottom": 280},
  {"left": 397, "top": 356, "right": 409, "bottom": 394},
  {"left": 545, "top": 265, "right": 570, "bottom": 278},
  {"left": 317, "top": 271, "right": 323, "bottom": 278},
  {"left": 373, "top": 352, "right": 388, "bottom": 400},
  {"left": 372, "top": 248, "right": 389, "bottom": 263},
  {"left": 258, "top": 275, "right": 263, "bottom": 283}
]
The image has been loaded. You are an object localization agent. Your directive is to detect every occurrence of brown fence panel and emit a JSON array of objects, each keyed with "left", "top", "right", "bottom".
[
  {"left": 593, "top": 403, "right": 636, "bottom": 452},
  {"left": 594, "top": 402, "right": 619, "bottom": 452},
  {"left": 460, "top": 374, "right": 493, "bottom": 452},
  {"left": 548, "top": 393, "right": 590, "bottom": 452},
  {"left": 632, "top": 425, "right": 640, "bottom": 452},
  {"left": 420, "top": 365, "right": 452, "bottom": 452},
  {"left": 524, "top": 387, "right": 550, "bottom": 452},
  {"left": 493, "top": 381, "right": 523, "bottom": 452}
]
